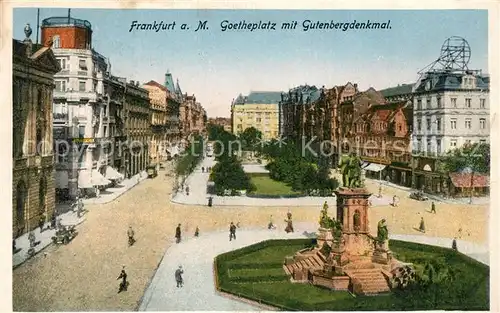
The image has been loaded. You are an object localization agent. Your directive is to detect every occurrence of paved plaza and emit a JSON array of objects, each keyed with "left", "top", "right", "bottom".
[
  {"left": 139, "top": 224, "right": 488, "bottom": 311},
  {"left": 12, "top": 161, "right": 489, "bottom": 311}
]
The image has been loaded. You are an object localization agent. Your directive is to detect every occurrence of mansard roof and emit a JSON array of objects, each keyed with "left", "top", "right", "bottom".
[
  {"left": 413, "top": 70, "right": 489, "bottom": 93},
  {"left": 234, "top": 91, "right": 283, "bottom": 105},
  {"left": 380, "top": 83, "right": 414, "bottom": 98}
]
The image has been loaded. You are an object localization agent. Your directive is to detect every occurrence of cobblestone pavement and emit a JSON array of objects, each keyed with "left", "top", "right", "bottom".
[
  {"left": 139, "top": 225, "right": 488, "bottom": 311},
  {"left": 12, "top": 162, "right": 489, "bottom": 311}
]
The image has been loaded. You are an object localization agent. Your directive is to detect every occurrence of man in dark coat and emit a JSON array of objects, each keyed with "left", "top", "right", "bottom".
[
  {"left": 117, "top": 266, "right": 128, "bottom": 293},
  {"left": 452, "top": 238, "right": 458, "bottom": 251},
  {"left": 229, "top": 222, "right": 236, "bottom": 241},
  {"left": 175, "top": 265, "right": 184, "bottom": 287},
  {"left": 38, "top": 215, "right": 45, "bottom": 233},
  {"left": 430, "top": 201, "right": 436, "bottom": 214},
  {"left": 175, "top": 224, "right": 182, "bottom": 243}
]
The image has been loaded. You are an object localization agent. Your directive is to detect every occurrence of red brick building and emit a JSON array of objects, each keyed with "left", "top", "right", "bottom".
[{"left": 340, "top": 89, "right": 413, "bottom": 187}]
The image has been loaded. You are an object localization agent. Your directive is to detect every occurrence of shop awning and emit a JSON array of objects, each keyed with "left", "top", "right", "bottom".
[
  {"left": 92, "top": 169, "right": 112, "bottom": 186},
  {"left": 362, "top": 163, "right": 387, "bottom": 172},
  {"left": 78, "top": 170, "right": 93, "bottom": 189},
  {"left": 55, "top": 171, "right": 68, "bottom": 189},
  {"left": 105, "top": 166, "right": 124, "bottom": 180}
]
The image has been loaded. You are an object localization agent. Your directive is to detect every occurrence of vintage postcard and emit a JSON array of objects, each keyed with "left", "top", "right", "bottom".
[{"left": 4, "top": 1, "right": 498, "bottom": 312}]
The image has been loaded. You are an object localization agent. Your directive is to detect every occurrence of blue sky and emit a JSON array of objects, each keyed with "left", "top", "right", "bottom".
[{"left": 13, "top": 9, "right": 488, "bottom": 117}]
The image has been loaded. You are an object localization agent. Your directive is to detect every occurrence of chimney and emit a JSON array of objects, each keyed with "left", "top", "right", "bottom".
[{"left": 354, "top": 83, "right": 358, "bottom": 91}]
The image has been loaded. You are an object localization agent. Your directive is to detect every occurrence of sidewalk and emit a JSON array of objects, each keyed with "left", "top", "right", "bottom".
[
  {"left": 82, "top": 171, "right": 148, "bottom": 205},
  {"left": 366, "top": 178, "right": 490, "bottom": 205},
  {"left": 13, "top": 210, "right": 86, "bottom": 268},
  {"left": 172, "top": 157, "right": 392, "bottom": 207}
]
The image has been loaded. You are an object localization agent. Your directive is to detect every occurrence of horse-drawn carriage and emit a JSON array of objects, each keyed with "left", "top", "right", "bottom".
[{"left": 51, "top": 225, "right": 78, "bottom": 244}]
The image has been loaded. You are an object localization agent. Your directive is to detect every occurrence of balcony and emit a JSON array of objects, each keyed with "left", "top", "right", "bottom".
[{"left": 53, "top": 112, "right": 68, "bottom": 123}]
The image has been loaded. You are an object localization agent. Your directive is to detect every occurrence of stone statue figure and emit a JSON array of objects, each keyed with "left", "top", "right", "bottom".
[
  {"left": 338, "top": 153, "right": 364, "bottom": 188},
  {"left": 24, "top": 23, "right": 32, "bottom": 39},
  {"left": 377, "top": 219, "right": 388, "bottom": 242}
]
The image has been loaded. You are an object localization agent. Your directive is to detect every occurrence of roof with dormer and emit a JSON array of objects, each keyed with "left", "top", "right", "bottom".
[{"left": 414, "top": 71, "right": 489, "bottom": 93}]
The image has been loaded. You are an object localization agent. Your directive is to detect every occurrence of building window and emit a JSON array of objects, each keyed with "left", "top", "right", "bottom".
[
  {"left": 450, "top": 139, "right": 457, "bottom": 148},
  {"left": 450, "top": 119, "right": 457, "bottom": 129},
  {"left": 479, "top": 118, "right": 486, "bottom": 129},
  {"left": 465, "top": 139, "right": 471, "bottom": 145},
  {"left": 465, "top": 118, "right": 471, "bottom": 129},
  {"left": 451, "top": 97, "right": 457, "bottom": 107},
  {"left": 416, "top": 139, "right": 421, "bottom": 150},
  {"left": 256, "top": 118, "right": 262, "bottom": 122},
  {"left": 78, "top": 125, "right": 85, "bottom": 138},
  {"left": 436, "top": 118, "right": 441, "bottom": 131},
  {"left": 79, "top": 59, "right": 88, "bottom": 70},
  {"left": 426, "top": 118, "right": 431, "bottom": 131},
  {"left": 436, "top": 139, "right": 441, "bottom": 154},
  {"left": 53, "top": 35, "right": 60, "bottom": 48},
  {"left": 426, "top": 99, "right": 431, "bottom": 109},
  {"left": 417, "top": 99, "right": 422, "bottom": 110},
  {"left": 465, "top": 98, "right": 471, "bottom": 108},
  {"left": 426, "top": 139, "right": 431, "bottom": 152},
  {"left": 103, "top": 126, "right": 107, "bottom": 137},
  {"left": 480, "top": 139, "right": 486, "bottom": 144},
  {"left": 417, "top": 119, "right": 421, "bottom": 131},
  {"left": 55, "top": 80, "right": 66, "bottom": 92},
  {"left": 79, "top": 81, "right": 86, "bottom": 92},
  {"left": 480, "top": 99, "right": 485, "bottom": 109},
  {"left": 436, "top": 97, "right": 441, "bottom": 108}
]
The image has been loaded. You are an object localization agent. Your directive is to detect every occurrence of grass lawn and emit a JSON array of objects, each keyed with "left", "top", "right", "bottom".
[
  {"left": 248, "top": 173, "right": 301, "bottom": 196},
  {"left": 215, "top": 239, "right": 489, "bottom": 311}
]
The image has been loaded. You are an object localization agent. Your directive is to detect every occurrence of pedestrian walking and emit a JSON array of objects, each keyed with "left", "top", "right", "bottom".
[
  {"left": 117, "top": 266, "right": 128, "bottom": 293},
  {"left": 208, "top": 196, "right": 213, "bottom": 207},
  {"left": 194, "top": 226, "right": 199, "bottom": 237},
  {"left": 175, "top": 265, "right": 184, "bottom": 288},
  {"left": 229, "top": 222, "right": 236, "bottom": 241},
  {"left": 38, "top": 215, "right": 45, "bottom": 233},
  {"left": 50, "top": 212, "right": 56, "bottom": 229},
  {"left": 419, "top": 217, "right": 426, "bottom": 233},
  {"left": 268, "top": 215, "right": 276, "bottom": 230},
  {"left": 28, "top": 231, "right": 36, "bottom": 248},
  {"left": 127, "top": 226, "right": 135, "bottom": 246},
  {"left": 175, "top": 223, "right": 182, "bottom": 243},
  {"left": 430, "top": 201, "right": 436, "bottom": 214},
  {"left": 452, "top": 237, "right": 458, "bottom": 251},
  {"left": 392, "top": 195, "right": 398, "bottom": 207},
  {"left": 202, "top": 167, "right": 205, "bottom": 173},
  {"left": 185, "top": 186, "right": 190, "bottom": 196}
]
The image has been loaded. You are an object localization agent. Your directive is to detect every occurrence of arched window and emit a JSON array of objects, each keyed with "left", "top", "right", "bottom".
[
  {"left": 52, "top": 35, "right": 60, "bottom": 48},
  {"left": 16, "top": 180, "right": 27, "bottom": 232}
]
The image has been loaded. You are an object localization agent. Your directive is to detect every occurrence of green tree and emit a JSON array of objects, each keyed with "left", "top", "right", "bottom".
[
  {"left": 211, "top": 155, "right": 255, "bottom": 195},
  {"left": 239, "top": 127, "right": 263, "bottom": 150}
]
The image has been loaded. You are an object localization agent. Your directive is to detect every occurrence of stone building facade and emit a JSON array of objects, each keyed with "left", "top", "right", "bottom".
[
  {"left": 13, "top": 30, "right": 61, "bottom": 236},
  {"left": 143, "top": 80, "right": 170, "bottom": 165},
  {"left": 341, "top": 99, "right": 413, "bottom": 187},
  {"left": 208, "top": 117, "right": 231, "bottom": 132},
  {"left": 43, "top": 16, "right": 118, "bottom": 200},
  {"left": 182, "top": 95, "right": 207, "bottom": 138},
  {"left": 280, "top": 82, "right": 358, "bottom": 164},
  {"left": 231, "top": 91, "right": 282, "bottom": 140},
  {"left": 121, "top": 81, "right": 152, "bottom": 178}
]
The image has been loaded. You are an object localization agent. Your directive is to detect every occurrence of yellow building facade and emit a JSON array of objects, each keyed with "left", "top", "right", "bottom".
[{"left": 231, "top": 91, "right": 282, "bottom": 141}]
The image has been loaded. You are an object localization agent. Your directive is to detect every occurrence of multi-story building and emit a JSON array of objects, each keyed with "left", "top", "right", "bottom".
[
  {"left": 142, "top": 80, "right": 170, "bottom": 165},
  {"left": 42, "top": 16, "right": 117, "bottom": 199},
  {"left": 182, "top": 95, "right": 207, "bottom": 137},
  {"left": 231, "top": 91, "right": 282, "bottom": 141},
  {"left": 121, "top": 80, "right": 152, "bottom": 178},
  {"left": 411, "top": 70, "right": 489, "bottom": 192},
  {"left": 208, "top": 117, "right": 231, "bottom": 132},
  {"left": 163, "top": 72, "right": 183, "bottom": 144},
  {"left": 380, "top": 84, "right": 414, "bottom": 102},
  {"left": 280, "top": 83, "right": 358, "bottom": 164},
  {"left": 341, "top": 100, "right": 413, "bottom": 187},
  {"left": 13, "top": 26, "right": 61, "bottom": 236}
]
